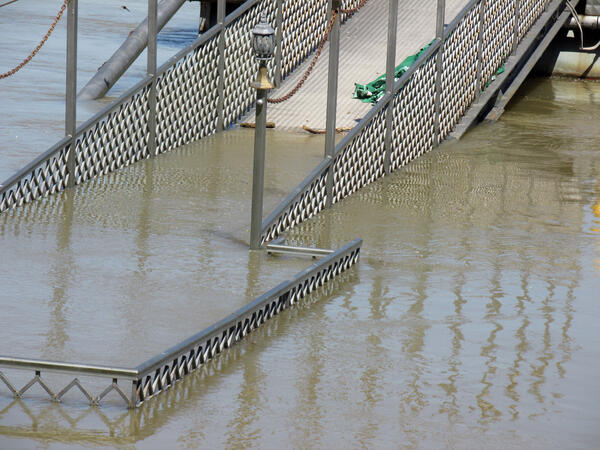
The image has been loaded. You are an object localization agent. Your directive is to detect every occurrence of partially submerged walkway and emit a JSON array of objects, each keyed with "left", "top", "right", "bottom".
[{"left": 247, "top": 0, "right": 469, "bottom": 132}]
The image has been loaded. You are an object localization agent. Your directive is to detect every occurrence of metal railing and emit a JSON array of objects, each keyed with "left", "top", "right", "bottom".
[
  {"left": 259, "top": 0, "right": 558, "bottom": 244},
  {"left": 0, "top": 238, "right": 362, "bottom": 407},
  {"left": 0, "top": 0, "right": 363, "bottom": 213}
]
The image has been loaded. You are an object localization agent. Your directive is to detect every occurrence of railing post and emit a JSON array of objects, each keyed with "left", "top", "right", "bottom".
[
  {"left": 512, "top": 0, "right": 520, "bottom": 54},
  {"left": 324, "top": 0, "right": 341, "bottom": 208},
  {"left": 275, "top": 0, "right": 283, "bottom": 87},
  {"left": 148, "top": 0, "right": 158, "bottom": 157},
  {"left": 216, "top": 0, "right": 226, "bottom": 131},
  {"left": 384, "top": 0, "right": 398, "bottom": 175},
  {"left": 65, "top": 0, "right": 78, "bottom": 188},
  {"left": 250, "top": 88, "right": 268, "bottom": 250},
  {"left": 475, "top": 0, "right": 486, "bottom": 97},
  {"left": 433, "top": 0, "right": 445, "bottom": 146}
]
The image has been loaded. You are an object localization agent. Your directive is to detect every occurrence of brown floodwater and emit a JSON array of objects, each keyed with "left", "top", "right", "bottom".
[{"left": 1, "top": 77, "right": 600, "bottom": 449}]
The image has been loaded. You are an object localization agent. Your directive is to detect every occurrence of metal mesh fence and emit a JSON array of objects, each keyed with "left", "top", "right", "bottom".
[{"left": 261, "top": 0, "right": 561, "bottom": 244}]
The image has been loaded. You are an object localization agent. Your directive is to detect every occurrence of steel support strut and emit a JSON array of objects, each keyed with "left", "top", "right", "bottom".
[
  {"left": 384, "top": 0, "right": 399, "bottom": 174},
  {"left": 148, "top": 0, "right": 158, "bottom": 157}
]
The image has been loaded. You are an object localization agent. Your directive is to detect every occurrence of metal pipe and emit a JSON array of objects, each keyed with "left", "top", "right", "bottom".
[
  {"left": 324, "top": 0, "right": 341, "bottom": 208},
  {"left": 512, "top": 0, "right": 520, "bottom": 55},
  {"left": 384, "top": 0, "right": 398, "bottom": 175},
  {"left": 216, "top": 0, "right": 226, "bottom": 130},
  {"left": 0, "top": 356, "right": 138, "bottom": 379},
  {"left": 147, "top": 0, "right": 158, "bottom": 157},
  {"left": 565, "top": 14, "right": 600, "bottom": 29},
  {"left": 475, "top": 0, "right": 487, "bottom": 95},
  {"left": 250, "top": 88, "right": 268, "bottom": 250},
  {"left": 275, "top": 0, "right": 283, "bottom": 87},
  {"left": 65, "top": 0, "right": 77, "bottom": 188},
  {"left": 78, "top": 0, "right": 187, "bottom": 100},
  {"left": 433, "top": 0, "right": 445, "bottom": 145}
]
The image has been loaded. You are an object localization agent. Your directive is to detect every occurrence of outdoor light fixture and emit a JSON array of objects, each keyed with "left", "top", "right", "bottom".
[
  {"left": 250, "top": 13, "right": 275, "bottom": 90},
  {"left": 249, "top": 12, "right": 275, "bottom": 250}
]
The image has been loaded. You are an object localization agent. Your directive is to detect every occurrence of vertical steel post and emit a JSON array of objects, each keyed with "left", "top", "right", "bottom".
[
  {"left": 65, "top": 0, "right": 78, "bottom": 188},
  {"left": 383, "top": 0, "right": 398, "bottom": 175},
  {"left": 250, "top": 88, "right": 268, "bottom": 250},
  {"left": 130, "top": 380, "right": 138, "bottom": 409},
  {"left": 433, "top": 0, "right": 445, "bottom": 146},
  {"left": 475, "top": 0, "right": 487, "bottom": 96},
  {"left": 324, "top": 0, "right": 341, "bottom": 208},
  {"left": 512, "top": 0, "right": 520, "bottom": 55},
  {"left": 216, "top": 0, "right": 226, "bottom": 130},
  {"left": 275, "top": 0, "right": 283, "bottom": 86},
  {"left": 148, "top": 0, "right": 158, "bottom": 157}
]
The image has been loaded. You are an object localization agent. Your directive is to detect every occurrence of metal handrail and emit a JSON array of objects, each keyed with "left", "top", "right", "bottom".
[{"left": 0, "top": 356, "right": 138, "bottom": 379}]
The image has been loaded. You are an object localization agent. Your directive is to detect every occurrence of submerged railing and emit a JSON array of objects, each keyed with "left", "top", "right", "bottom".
[
  {"left": 0, "top": 0, "right": 362, "bottom": 213},
  {"left": 0, "top": 239, "right": 361, "bottom": 407},
  {"left": 260, "top": 0, "right": 559, "bottom": 244}
]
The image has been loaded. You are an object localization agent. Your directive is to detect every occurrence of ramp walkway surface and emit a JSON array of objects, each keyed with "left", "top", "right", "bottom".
[{"left": 245, "top": 0, "right": 469, "bottom": 132}]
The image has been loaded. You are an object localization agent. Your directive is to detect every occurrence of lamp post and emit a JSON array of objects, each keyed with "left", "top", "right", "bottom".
[{"left": 249, "top": 13, "right": 275, "bottom": 250}]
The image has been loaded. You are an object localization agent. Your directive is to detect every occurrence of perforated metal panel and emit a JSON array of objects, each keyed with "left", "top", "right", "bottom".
[
  {"left": 0, "top": 145, "right": 69, "bottom": 212},
  {"left": 518, "top": 0, "right": 550, "bottom": 40},
  {"left": 76, "top": 85, "right": 150, "bottom": 183},
  {"left": 481, "top": 0, "right": 517, "bottom": 87},
  {"left": 156, "top": 34, "right": 220, "bottom": 153},
  {"left": 332, "top": 107, "right": 387, "bottom": 203},
  {"left": 390, "top": 54, "right": 437, "bottom": 171},
  {"left": 280, "top": 0, "right": 328, "bottom": 78},
  {"left": 439, "top": 4, "right": 481, "bottom": 139},
  {"left": 260, "top": 163, "right": 329, "bottom": 244}
]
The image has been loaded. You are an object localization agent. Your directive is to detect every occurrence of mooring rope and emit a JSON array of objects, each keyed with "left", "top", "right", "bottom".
[{"left": 0, "top": 0, "right": 71, "bottom": 79}]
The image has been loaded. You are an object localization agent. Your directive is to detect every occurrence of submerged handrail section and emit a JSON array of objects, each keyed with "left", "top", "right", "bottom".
[
  {"left": 260, "top": 0, "right": 559, "bottom": 244},
  {"left": 0, "top": 238, "right": 362, "bottom": 408}
]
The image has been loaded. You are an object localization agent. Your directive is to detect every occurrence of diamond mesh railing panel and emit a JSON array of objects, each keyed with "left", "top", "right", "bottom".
[
  {"left": 481, "top": 0, "right": 517, "bottom": 87},
  {"left": 390, "top": 53, "right": 437, "bottom": 172},
  {"left": 156, "top": 34, "right": 220, "bottom": 153},
  {"left": 223, "top": 0, "right": 277, "bottom": 127},
  {"left": 280, "top": 0, "right": 328, "bottom": 78},
  {"left": 332, "top": 107, "right": 387, "bottom": 204},
  {"left": 260, "top": 161, "right": 329, "bottom": 245},
  {"left": 439, "top": 3, "right": 481, "bottom": 140},
  {"left": 134, "top": 239, "right": 361, "bottom": 405},
  {"left": 518, "top": 0, "right": 551, "bottom": 40},
  {"left": 76, "top": 85, "right": 151, "bottom": 184},
  {"left": 0, "top": 144, "right": 70, "bottom": 212}
]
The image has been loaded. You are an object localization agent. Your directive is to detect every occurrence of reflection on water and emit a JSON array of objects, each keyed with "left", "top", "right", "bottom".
[{"left": 1, "top": 77, "right": 600, "bottom": 448}]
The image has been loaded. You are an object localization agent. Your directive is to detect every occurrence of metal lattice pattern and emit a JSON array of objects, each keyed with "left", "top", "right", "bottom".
[
  {"left": 156, "top": 35, "right": 220, "bottom": 153},
  {"left": 0, "top": 146, "right": 69, "bottom": 212},
  {"left": 332, "top": 108, "right": 387, "bottom": 203},
  {"left": 135, "top": 243, "right": 361, "bottom": 405},
  {"left": 0, "top": 370, "right": 132, "bottom": 407},
  {"left": 481, "top": 0, "right": 517, "bottom": 87},
  {"left": 390, "top": 54, "right": 437, "bottom": 171},
  {"left": 439, "top": 4, "right": 481, "bottom": 139},
  {"left": 76, "top": 87, "right": 150, "bottom": 183},
  {"left": 518, "top": 0, "right": 550, "bottom": 40},
  {"left": 280, "top": 0, "right": 328, "bottom": 78},
  {"left": 261, "top": 165, "right": 329, "bottom": 244},
  {"left": 223, "top": 0, "right": 277, "bottom": 127}
]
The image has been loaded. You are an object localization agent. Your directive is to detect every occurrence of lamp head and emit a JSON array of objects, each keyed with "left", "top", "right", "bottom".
[{"left": 251, "top": 13, "right": 275, "bottom": 61}]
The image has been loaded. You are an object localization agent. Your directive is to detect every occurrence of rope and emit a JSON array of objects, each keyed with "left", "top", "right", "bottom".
[
  {"left": 0, "top": 0, "right": 20, "bottom": 8},
  {"left": 0, "top": 0, "right": 71, "bottom": 79},
  {"left": 267, "top": 0, "right": 370, "bottom": 104}
]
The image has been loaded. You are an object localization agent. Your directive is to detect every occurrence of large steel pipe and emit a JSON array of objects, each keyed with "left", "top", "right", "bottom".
[{"left": 78, "top": 0, "right": 186, "bottom": 100}]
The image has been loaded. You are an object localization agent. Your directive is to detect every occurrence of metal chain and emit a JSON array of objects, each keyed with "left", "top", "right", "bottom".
[
  {"left": 267, "top": 12, "right": 338, "bottom": 104},
  {"left": 267, "top": 0, "right": 370, "bottom": 104},
  {"left": 0, "top": 0, "right": 71, "bottom": 79}
]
